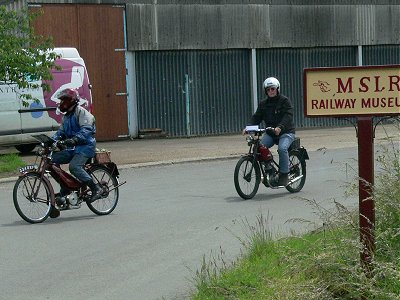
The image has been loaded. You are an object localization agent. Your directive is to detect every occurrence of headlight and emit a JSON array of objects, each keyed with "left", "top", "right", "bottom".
[
  {"left": 37, "top": 148, "right": 45, "bottom": 155},
  {"left": 246, "top": 136, "right": 253, "bottom": 143}
]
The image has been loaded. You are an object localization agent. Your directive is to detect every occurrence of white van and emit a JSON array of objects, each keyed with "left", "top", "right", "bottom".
[{"left": 0, "top": 47, "right": 92, "bottom": 153}]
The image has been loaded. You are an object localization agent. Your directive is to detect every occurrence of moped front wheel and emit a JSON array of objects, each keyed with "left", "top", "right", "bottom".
[
  {"left": 87, "top": 165, "right": 119, "bottom": 215},
  {"left": 13, "top": 173, "right": 51, "bottom": 223},
  {"left": 234, "top": 156, "right": 261, "bottom": 199},
  {"left": 286, "top": 151, "right": 306, "bottom": 193}
]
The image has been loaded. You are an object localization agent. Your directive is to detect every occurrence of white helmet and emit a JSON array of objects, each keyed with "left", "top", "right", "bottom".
[{"left": 263, "top": 77, "right": 280, "bottom": 94}]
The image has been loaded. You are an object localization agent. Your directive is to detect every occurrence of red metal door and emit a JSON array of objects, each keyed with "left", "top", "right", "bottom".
[{"left": 31, "top": 4, "right": 128, "bottom": 141}]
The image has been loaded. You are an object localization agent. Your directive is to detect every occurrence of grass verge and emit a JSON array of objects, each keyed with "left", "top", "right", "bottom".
[{"left": 0, "top": 153, "right": 26, "bottom": 174}]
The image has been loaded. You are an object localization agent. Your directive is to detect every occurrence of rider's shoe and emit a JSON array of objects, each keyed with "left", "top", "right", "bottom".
[
  {"left": 278, "top": 173, "right": 289, "bottom": 186},
  {"left": 86, "top": 181, "right": 103, "bottom": 203},
  {"left": 55, "top": 193, "right": 66, "bottom": 206}
]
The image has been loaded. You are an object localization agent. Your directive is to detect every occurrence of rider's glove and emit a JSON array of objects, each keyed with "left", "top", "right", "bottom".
[
  {"left": 265, "top": 127, "right": 276, "bottom": 137},
  {"left": 64, "top": 137, "right": 79, "bottom": 147}
]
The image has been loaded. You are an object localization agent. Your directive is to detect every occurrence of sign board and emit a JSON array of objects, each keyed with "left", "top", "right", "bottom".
[{"left": 304, "top": 65, "right": 400, "bottom": 117}]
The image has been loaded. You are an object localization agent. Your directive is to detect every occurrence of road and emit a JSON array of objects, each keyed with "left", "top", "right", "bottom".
[{"left": 0, "top": 147, "right": 359, "bottom": 300}]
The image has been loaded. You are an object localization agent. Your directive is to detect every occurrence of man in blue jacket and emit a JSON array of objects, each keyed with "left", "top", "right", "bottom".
[{"left": 52, "top": 88, "right": 102, "bottom": 206}]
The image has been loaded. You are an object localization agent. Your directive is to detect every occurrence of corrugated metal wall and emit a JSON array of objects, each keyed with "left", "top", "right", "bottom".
[
  {"left": 135, "top": 51, "right": 187, "bottom": 136},
  {"left": 135, "top": 49, "right": 251, "bottom": 136},
  {"left": 125, "top": 3, "right": 400, "bottom": 51},
  {"left": 257, "top": 47, "right": 358, "bottom": 128},
  {"left": 135, "top": 45, "right": 400, "bottom": 137},
  {"left": 190, "top": 50, "right": 251, "bottom": 135},
  {"left": 362, "top": 45, "right": 400, "bottom": 66}
]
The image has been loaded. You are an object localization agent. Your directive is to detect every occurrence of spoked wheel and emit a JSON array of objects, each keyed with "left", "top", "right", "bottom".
[
  {"left": 286, "top": 151, "right": 307, "bottom": 193},
  {"left": 13, "top": 173, "right": 51, "bottom": 223},
  {"left": 234, "top": 156, "right": 261, "bottom": 199},
  {"left": 87, "top": 165, "right": 119, "bottom": 215}
]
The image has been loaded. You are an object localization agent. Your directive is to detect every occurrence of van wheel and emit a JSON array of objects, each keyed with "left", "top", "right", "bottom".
[{"left": 15, "top": 144, "right": 37, "bottom": 154}]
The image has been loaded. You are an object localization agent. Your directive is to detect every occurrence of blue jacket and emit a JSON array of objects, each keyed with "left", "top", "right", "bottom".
[{"left": 53, "top": 106, "right": 96, "bottom": 157}]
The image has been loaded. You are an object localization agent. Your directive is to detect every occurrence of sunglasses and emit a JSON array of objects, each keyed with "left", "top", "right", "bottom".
[{"left": 266, "top": 87, "right": 276, "bottom": 92}]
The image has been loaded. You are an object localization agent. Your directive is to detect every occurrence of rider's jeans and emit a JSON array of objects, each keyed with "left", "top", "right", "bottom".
[
  {"left": 261, "top": 133, "right": 295, "bottom": 174},
  {"left": 52, "top": 151, "right": 92, "bottom": 194}
]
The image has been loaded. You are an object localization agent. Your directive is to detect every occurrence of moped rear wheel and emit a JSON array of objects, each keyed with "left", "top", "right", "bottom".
[
  {"left": 286, "top": 151, "right": 306, "bottom": 193},
  {"left": 87, "top": 165, "right": 119, "bottom": 215},
  {"left": 234, "top": 156, "right": 261, "bottom": 199},
  {"left": 13, "top": 173, "right": 51, "bottom": 223}
]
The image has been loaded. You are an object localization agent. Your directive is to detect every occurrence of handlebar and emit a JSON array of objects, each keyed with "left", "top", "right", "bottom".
[
  {"left": 31, "top": 135, "right": 75, "bottom": 157},
  {"left": 35, "top": 140, "right": 73, "bottom": 155},
  {"left": 56, "top": 140, "right": 65, "bottom": 148},
  {"left": 265, "top": 127, "right": 276, "bottom": 137},
  {"left": 55, "top": 140, "right": 75, "bottom": 151},
  {"left": 244, "top": 126, "right": 276, "bottom": 137}
]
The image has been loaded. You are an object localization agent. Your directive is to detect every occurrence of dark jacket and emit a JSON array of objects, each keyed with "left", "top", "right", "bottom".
[{"left": 248, "top": 94, "right": 295, "bottom": 135}]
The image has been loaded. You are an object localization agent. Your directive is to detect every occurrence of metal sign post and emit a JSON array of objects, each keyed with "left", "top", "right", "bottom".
[{"left": 357, "top": 117, "right": 375, "bottom": 272}]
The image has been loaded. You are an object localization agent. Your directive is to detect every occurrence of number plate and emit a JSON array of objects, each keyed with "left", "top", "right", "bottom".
[{"left": 19, "top": 164, "right": 38, "bottom": 173}]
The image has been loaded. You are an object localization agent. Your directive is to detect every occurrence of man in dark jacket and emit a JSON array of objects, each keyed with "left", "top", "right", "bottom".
[
  {"left": 52, "top": 88, "right": 102, "bottom": 206},
  {"left": 244, "top": 77, "right": 295, "bottom": 186}
]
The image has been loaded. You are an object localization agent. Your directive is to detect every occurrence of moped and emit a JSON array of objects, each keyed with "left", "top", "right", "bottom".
[
  {"left": 234, "top": 126, "right": 309, "bottom": 199},
  {"left": 13, "top": 134, "right": 126, "bottom": 223}
]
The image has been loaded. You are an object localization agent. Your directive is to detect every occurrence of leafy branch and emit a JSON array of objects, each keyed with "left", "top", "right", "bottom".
[{"left": 0, "top": 6, "right": 57, "bottom": 106}]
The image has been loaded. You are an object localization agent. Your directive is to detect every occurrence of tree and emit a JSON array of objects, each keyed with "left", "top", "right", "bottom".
[{"left": 0, "top": 5, "right": 57, "bottom": 105}]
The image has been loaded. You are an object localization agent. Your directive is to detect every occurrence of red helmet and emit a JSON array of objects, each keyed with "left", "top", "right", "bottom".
[{"left": 57, "top": 88, "right": 80, "bottom": 112}]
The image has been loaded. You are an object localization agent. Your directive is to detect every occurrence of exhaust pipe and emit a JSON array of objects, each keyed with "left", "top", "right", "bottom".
[{"left": 288, "top": 175, "right": 303, "bottom": 185}]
